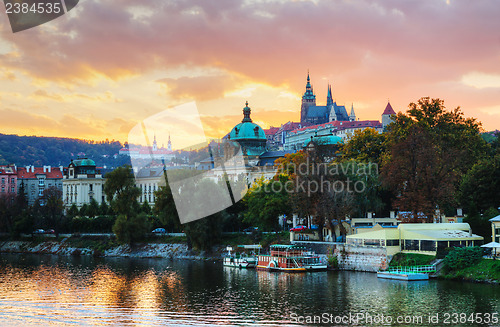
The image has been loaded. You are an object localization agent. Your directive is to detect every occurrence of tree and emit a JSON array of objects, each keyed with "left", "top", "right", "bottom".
[
  {"left": 42, "top": 186, "right": 64, "bottom": 231},
  {"left": 112, "top": 213, "right": 151, "bottom": 244},
  {"left": 104, "top": 166, "right": 141, "bottom": 215},
  {"left": 104, "top": 166, "right": 144, "bottom": 243},
  {"left": 79, "top": 204, "right": 88, "bottom": 217},
  {"left": 382, "top": 97, "right": 487, "bottom": 222},
  {"left": 243, "top": 176, "right": 291, "bottom": 231},
  {"left": 338, "top": 160, "right": 384, "bottom": 218},
  {"left": 141, "top": 200, "right": 152, "bottom": 214},
  {"left": 154, "top": 171, "right": 183, "bottom": 232},
  {"left": 458, "top": 155, "right": 500, "bottom": 213},
  {"left": 277, "top": 142, "right": 357, "bottom": 239},
  {"left": 87, "top": 198, "right": 100, "bottom": 218},
  {"left": 154, "top": 169, "right": 227, "bottom": 251},
  {"left": 0, "top": 194, "right": 16, "bottom": 233},
  {"left": 67, "top": 204, "right": 79, "bottom": 219},
  {"left": 338, "top": 128, "right": 387, "bottom": 166},
  {"left": 99, "top": 201, "right": 111, "bottom": 216}
]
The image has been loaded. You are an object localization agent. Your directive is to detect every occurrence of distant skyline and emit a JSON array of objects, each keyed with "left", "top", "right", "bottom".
[{"left": 1, "top": 0, "right": 499, "bottom": 149}]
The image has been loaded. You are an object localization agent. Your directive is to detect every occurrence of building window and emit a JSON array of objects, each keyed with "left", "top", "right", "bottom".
[
  {"left": 403, "top": 240, "right": 419, "bottom": 251},
  {"left": 11, "top": 186, "right": 14, "bottom": 193},
  {"left": 1, "top": 178, "right": 4, "bottom": 184},
  {"left": 420, "top": 240, "right": 436, "bottom": 252},
  {"left": 386, "top": 239, "right": 400, "bottom": 247},
  {"left": 1, "top": 186, "right": 4, "bottom": 192},
  {"left": 38, "top": 179, "right": 45, "bottom": 186},
  {"left": 364, "top": 239, "right": 382, "bottom": 246},
  {"left": 38, "top": 187, "right": 44, "bottom": 197}
]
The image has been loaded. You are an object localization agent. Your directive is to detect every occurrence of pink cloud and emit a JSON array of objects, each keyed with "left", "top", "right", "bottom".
[{"left": 0, "top": 0, "right": 499, "bottom": 136}]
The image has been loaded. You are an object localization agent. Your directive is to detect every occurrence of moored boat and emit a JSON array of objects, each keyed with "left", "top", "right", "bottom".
[
  {"left": 256, "top": 244, "right": 327, "bottom": 272},
  {"left": 223, "top": 245, "right": 261, "bottom": 269}
]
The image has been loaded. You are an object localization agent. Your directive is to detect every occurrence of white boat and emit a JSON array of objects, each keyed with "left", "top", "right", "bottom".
[{"left": 223, "top": 245, "right": 261, "bottom": 269}]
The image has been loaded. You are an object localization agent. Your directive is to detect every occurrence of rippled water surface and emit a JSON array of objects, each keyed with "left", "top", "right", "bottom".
[{"left": 0, "top": 254, "right": 498, "bottom": 326}]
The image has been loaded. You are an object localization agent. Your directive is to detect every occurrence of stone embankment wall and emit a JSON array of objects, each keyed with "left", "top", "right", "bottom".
[
  {"left": 336, "top": 244, "right": 389, "bottom": 272},
  {"left": 0, "top": 240, "right": 220, "bottom": 260},
  {"left": 292, "top": 241, "right": 389, "bottom": 272}
]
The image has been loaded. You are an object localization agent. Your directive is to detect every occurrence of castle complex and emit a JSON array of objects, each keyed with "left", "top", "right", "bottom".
[{"left": 300, "top": 73, "right": 355, "bottom": 125}]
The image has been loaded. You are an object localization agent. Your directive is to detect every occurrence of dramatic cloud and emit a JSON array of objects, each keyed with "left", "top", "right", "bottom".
[{"left": 0, "top": 0, "right": 499, "bottom": 142}]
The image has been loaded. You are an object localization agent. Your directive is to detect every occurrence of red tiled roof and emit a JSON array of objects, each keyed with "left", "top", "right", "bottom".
[
  {"left": 17, "top": 167, "right": 63, "bottom": 179},
  {"left": 281, "top": 122, "right": 304, "bottom": 131},
  {"left": 382, "top": 102, "right": 396, "bottom": 115},
  {"left": 264, "top": 127, "right": 279, "bottom": 135},
  {"left": 289, "top": 120, "right": 382, "bottom": 135}
]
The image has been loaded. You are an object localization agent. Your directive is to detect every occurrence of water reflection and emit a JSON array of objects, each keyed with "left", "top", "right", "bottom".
[{"left": 0, "top": 254, "right": 498, "bottom": 326}]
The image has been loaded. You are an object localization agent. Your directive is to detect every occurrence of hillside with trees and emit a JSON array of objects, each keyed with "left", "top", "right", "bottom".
[{"left": 0, "top": 133, "right": 130, "bottom": 168}]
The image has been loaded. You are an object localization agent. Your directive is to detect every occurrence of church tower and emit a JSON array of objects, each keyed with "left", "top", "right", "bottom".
[
  {"left": 167, "top": 133, "right": 172, "bottom": 151},
  {"left": 382, "top": 101, "right": 396, "bottom": 129},
  {"left": 327, "top": 84, "right": 337, "bottom": 121},
  {"left": 152, "top": 134, "right": 158, "bottom": 151},
  {"left": 349, "top": 103, "right": 356, "bottom": 122},
  {"left": 300, "top": 72, "right": 316, "bottom": 123}
]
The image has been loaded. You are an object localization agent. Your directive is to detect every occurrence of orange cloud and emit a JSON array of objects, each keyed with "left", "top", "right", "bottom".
[{"left": 0, "top": 0, "right": 499, "bottom": 142}]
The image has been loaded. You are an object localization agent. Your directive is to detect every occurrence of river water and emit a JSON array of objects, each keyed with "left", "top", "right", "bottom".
[{"left": 0, "top": 254, "right": 498, "bottom": 326}]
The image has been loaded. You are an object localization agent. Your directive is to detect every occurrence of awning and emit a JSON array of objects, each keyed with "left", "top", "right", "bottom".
[{"left": 481, "top": 242, "right": 500, "bottom": 248}]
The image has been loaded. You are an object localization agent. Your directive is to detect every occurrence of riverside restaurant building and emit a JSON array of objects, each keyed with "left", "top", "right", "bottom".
[{"left": 346, "top": 223, "right": 483, "bottom": 256}]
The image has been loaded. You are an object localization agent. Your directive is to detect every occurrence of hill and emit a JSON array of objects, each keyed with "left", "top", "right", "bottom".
[{"left": 0, "top": 133, "right": 130, "bottom": 168}]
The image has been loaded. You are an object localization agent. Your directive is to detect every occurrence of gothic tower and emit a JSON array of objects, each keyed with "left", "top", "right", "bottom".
[
  {"left": 300, "top": 72, "right": 316, "bottom": 123},
  {"left": 349, "top": 103, "right": 356, "bottom": 122}
]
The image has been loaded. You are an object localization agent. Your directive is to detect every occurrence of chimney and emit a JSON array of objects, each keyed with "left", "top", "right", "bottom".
[{"left": 390, "top": 211, "right": 395, "bottom": 219}]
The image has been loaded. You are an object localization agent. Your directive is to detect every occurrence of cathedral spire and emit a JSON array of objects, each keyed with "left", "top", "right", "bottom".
[
  {"left": 326, "top": 84, "right": 333, "bottom": 106},
  {"left": 302, "top": 71, "right": 315, "bottom": 100}
]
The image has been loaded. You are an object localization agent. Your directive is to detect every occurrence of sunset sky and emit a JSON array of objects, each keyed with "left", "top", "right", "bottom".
[{"left": 0, "top": 0, "right": 499, "bottom": 149}]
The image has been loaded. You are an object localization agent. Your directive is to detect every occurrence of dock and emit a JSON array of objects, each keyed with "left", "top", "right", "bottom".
[{"left": 377, "top": 265, "right": 436, "bottom": 281}]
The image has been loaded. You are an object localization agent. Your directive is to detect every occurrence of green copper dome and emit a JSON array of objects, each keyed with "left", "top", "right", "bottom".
[
  {"left": 73, "top": 158, "right": 96, "bottom": 167},
  {"left": 228, "top": 102, "right": 266, "bottom": 141}
]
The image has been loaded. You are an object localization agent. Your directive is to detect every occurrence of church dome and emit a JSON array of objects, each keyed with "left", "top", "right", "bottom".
[
  {"left": 73, "top": 158, "right": 96, "bottom": 167},
  {"left": 229, "top": 102, "right": 266, "bottom": 141}
]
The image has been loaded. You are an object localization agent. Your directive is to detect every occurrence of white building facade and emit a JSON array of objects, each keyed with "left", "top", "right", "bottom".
[{"left": 63, "top": 158, "right": 105, "bottom": 208}]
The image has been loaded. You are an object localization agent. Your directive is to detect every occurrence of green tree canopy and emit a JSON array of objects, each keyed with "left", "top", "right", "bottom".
[
  {"left": 338, "top": 128, "right": 387, "bottom": 166},
  {"left": 243, "top": 176, "right": 291, "bottom": 232},
  {"left": 104, "top": 165, "right": 141, "bottom": 215},
  {"left": 382, "top": 97, "right": 487, "bottom": 222}
]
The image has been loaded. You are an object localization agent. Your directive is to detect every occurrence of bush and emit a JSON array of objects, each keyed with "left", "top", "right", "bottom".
[
  {"left": 444, "top": 247, "right": 483, "bottom": 270},
  {"left": 390, "top": 253, "right": 435, "bottom": 266},
  {"left": 70, "top": 215, "right": 116, "bottom": 233},
  {"left": 112, "top": 213, "right": 151, "bottom": 244},
  {"left": 328, "top": 255, "right": 339, "bottom": 269}
]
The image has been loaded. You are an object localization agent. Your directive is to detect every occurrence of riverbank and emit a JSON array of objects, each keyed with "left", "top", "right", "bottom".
[
  {"left": 0, "top": 232, "right": 290, "bottom": 261},
  {"left": 0, "top": 239, "right": 224, "bottom": 260},
  {"left": 439, "top": 258, "right": 500, "bottom": 284}
]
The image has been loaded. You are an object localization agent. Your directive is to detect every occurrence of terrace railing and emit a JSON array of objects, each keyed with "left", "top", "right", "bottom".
[{"left": 388, "top": 265, "right": 437, "bottom": 274}]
